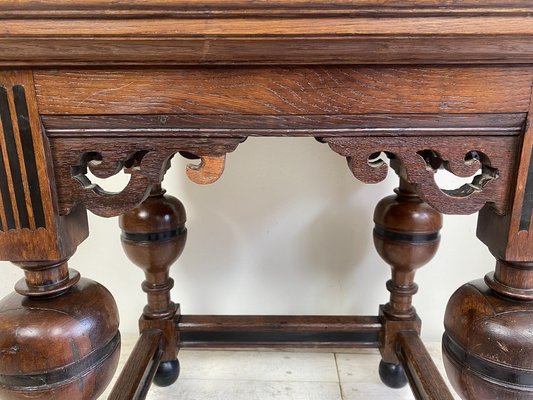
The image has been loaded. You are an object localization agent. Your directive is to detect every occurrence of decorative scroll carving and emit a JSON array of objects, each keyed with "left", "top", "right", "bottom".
[
  {"left": 186, "top": 155, "right": 226, "bottom": 185},
  {"left": 50, "top": 137, "right": 244, "bottom": 218},
  {"left": 324, "top": 136, "right": 518, "bottom": 215}
]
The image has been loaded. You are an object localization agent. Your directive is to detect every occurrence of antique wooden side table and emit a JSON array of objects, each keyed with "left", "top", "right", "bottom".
[{"left": 0, "top": 1, "right": 533, "bottom": 399}]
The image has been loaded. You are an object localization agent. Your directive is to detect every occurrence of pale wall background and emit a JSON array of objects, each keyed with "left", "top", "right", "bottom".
[{"left": 0, "top": 137, "right": 494, "bottom": 342}]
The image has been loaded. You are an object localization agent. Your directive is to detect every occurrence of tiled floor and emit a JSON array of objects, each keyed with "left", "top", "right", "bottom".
[{"left": 103, "top": 337, "right": 460, "bottom": 399}]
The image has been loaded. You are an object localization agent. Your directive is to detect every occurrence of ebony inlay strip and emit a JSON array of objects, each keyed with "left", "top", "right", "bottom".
[
  {"left": 122, "top": 227, "right": 186, "bottom": 243},
  {"left": 0, "top": 332, "right": 120, "bottom": 388},
  {"left": 519, "top": 148, "right": 533, "bottom": 231},
  {"left": 0, "top": 86, "right": 29, "bottom": 229},
  {"left": 13, "top": 85, "right": 46, "bottom": 229},
  {"left": 0, "top": 131, "right": 13, "bottom": 231},
  {"left": 443, "top": 333, "right": 533, "bottom": 386},
  {"left": 178, "top": 315, "right": 382, "bottom": 348},
  {"left": 179, "top": 330, "right": 380, "bottom": 347},
  {"left": 374, "top": 225, "right": 439, "bottom": 243}
]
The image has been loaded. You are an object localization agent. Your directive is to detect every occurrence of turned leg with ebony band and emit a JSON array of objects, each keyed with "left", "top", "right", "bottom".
[
  {"left": 443, "top": 260, "right": 533, "bottom": 399},
  {"left": 120, "top": 184, "right": 187, "bottom": 387},
  {"left": 0, "top": 70, "right": 121, "bottom": 400},
  {"left": 373, "top": 177, "right": 443, "bottom": 389},
  {"left": 0, "top": 260, "right": 121, "bottom": 399}
]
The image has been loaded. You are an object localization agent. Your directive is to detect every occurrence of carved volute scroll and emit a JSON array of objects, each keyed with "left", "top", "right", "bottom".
[
  {"left": 50, "top": 137, "right": 244, "bottom": 218},
  {"left": 324, "top": 136, "right": 518, "bottom": 215},
  {"left": 186, "top": 155, "right": 226, "bottom": 185}
]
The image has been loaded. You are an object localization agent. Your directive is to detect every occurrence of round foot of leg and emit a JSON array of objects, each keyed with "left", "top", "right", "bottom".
[
  {"left": 378, "top": 360, "right": 408, "bottom": 389},
  {"left": 153, "top": 360, "right": 180, "bottom": 387}
]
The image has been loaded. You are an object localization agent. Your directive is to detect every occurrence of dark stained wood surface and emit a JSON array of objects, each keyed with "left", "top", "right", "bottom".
[
  {"left": 396, "top": 330, "right": 454, "bottom": 400},
  {"left": 50, "top": 136, "right": 243, "bottom": 217},
  {"left": 120, "top": 185, "right": 186, "bottom": 364},
  {"left": 42, "top": 113, "right": 526, "bottom": 138},
  {"left": 108, "top": 329, "right": 163, "bottom": 400},
  {"left": 0, "top": 70, "right": 87, "bottom": 262},
  {"left": 178, "top": 315, "right": 382, "bottom": 349},
  {"left": 34, "top": 67, "right": 533, "bottom": 116},
  {"left": 0, "top": 277, "right": 121, "bottom": 399},
  {"left": 1, "top": 2, "right": 533, "bottom": 399},
  {"left": 478, "top": 84, "right": 533, "bottom": 261},
  {"left": 326, "top": 135, "right": 519, "bottom": 215},
  {"left": 443, "top": 278, "right": 533, "bottom": 399}
]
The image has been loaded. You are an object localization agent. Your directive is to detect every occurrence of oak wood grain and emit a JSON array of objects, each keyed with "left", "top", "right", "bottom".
[
  {"left": 4, "top": 37, "right": 533, "bottom": 66},
  {"left": 7, "top": 17, "right": 533, "bottom": 36},
  {"left": 34, "top": 67, "right": 533, "bottom": 116}
]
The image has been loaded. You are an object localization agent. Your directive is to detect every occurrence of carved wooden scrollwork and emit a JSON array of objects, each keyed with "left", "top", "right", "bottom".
[
  {"left": 50, "top": 137, "right": 244, "bottom": 217},
  {"left": 324, "top": 136, "right": 519, "bottom": 215}
]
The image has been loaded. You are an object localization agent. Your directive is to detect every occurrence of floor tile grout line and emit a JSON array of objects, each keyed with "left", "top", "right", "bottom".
[
  {"left": 172, "top": 378, "right": 342, "bottom": 384},
  {"left": 334, "top": 353, "right": 345, "bottom": 400}
]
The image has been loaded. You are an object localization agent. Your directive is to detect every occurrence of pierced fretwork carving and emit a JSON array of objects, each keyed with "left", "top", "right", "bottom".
[
  {"left": 325, "top": 136, "right": 518, "bottom": 215},
  {"left": 50, "top": 137, "right": 244, "bottom": 218}
]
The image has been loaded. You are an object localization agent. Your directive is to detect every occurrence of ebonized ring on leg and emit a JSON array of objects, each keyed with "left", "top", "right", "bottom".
[
  {"left": 120, "top": 184, "right": 187, "bottom": 388},
  {"left": 373, "top": 177, "right": 442, "bottom": 389}
]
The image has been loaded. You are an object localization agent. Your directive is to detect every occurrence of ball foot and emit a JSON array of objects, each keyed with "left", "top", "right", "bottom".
[
  {"left": 153, "top": 359, "right": 180, "bottom": 387},
  {"left": 379, "top": 360, "right": 408, "bottom": 389}
]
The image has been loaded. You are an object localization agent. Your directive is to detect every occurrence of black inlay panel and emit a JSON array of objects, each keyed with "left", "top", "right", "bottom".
[
  {"left": 0, "top": 98, "right": 12, "bottom": 232},
  {"left": 0, "top": 87, "right": 28, "bottom": 229},
  {"left": 0, "top": 332, "right": 120, "bottom": 388},
  {"left": 180, "top": 330, "right": 380, "bottom": 346},
  {"left": 13, "top": 85, "right": 46, "bottom": 229},
  {"left": 443, "top": 333, "right": 533, "bottom": 387},
  {"left": 374, "top": 225, "right": 439, "bottom": 243},
  {"left": 122, "top": 227, "right": 186, "bottom": 243},
  {"left": 519, "top": 147, "right": 533, "bottom": 232}
]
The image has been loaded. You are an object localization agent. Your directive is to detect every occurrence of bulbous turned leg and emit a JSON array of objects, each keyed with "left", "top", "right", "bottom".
[
  {"left": 373, "top": 178, "right": 442, "bottom": 389},
  {"left": 120, "top": 184, "right": 187, "bottom": 387},
  {"left": 443, "top": 260, "right": 533, "bottom": 399},
  {"left": 0, "top": 260, "right": 121, "bottom": 400}
]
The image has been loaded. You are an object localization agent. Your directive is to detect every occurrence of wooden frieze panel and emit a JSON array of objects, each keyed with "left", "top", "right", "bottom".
[{"left": 34, "top": 66, "right": 533, "bottom": 116}]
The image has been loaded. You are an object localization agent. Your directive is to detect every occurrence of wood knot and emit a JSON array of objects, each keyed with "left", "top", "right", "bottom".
[{"left": 186, "top": 155, "right": 226, "bottom": 185}]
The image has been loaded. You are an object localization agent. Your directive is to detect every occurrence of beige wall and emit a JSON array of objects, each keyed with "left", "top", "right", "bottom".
[{"left": 0, "top": 137, "right": 494, "bottom": 342}]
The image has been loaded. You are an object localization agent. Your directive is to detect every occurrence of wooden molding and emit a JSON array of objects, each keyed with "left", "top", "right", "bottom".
[
  {"left": 0, "top": 3, "right": 532, "bottom": 65},
  {"left": 1, "top": 1, "right": 532, "bottom": 17}
]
